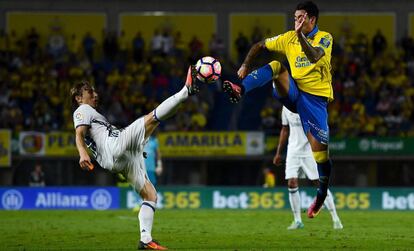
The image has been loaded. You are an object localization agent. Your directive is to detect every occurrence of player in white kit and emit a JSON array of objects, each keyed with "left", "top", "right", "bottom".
[
  {"left": 273, "top": 106, "right": 343, "bottom": 230},
  {"left": 71, "top": 66, "right": 198, "bottom": 250}
]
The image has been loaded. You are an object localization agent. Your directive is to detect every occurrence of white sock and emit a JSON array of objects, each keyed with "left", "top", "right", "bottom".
[
  {"left": 139, "top": 200, "right": 156, "bottom": 243},
  {"left": 324, "top": 189, "right": 340, "bottom": 222},
  {"left": 288, "top": 187, "right": 302, "bottom": 223},
  {"left": 153, "top": 86, "right": 188, "bottom": 121}
]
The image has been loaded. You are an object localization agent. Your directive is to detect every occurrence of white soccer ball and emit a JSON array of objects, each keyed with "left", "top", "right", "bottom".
[{"left": 195, "top": 56, "right": 222, "bottom": 83}]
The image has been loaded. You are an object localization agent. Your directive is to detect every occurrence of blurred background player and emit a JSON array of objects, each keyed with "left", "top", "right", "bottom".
[
  {"left": 144, "top": 135, "right": 163, "bottom": 186},
  {"left": 222, "top": 1, "right": 334, "bottom": 218},
  {"left": 273, "top": 106, "right": 343, "bottom": 230},
  {"left": 71, "top": 66, "right": 198, "bottom": 250}
]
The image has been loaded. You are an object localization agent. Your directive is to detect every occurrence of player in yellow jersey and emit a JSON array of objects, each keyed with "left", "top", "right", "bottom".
[{"left": 223, "top": 1, "right": 333, "bottom": 218}]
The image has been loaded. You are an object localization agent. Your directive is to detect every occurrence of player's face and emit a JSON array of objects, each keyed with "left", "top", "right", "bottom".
[
  {"left": 77, "top": 87, "right": 96, "bottom": 107},
  {"left": 93, "top": 92, "right": 99, "bottom": 108},
  {"left": 294, "top": 10, "right": 315, "bottom": 34}
]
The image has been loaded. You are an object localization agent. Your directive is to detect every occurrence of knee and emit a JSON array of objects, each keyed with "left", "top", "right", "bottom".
[
  {"left": 268, "top": 61, "right": 282, "bottom": 76},
  {"left": 288, "top": 178, "right": 298, "bottom": 189},
  {"left": 140, "top": 182, "right": 158, "bottom": 202}
]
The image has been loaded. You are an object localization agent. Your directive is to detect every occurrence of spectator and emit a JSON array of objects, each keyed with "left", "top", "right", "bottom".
[
  {"left": 150, "top": 30, "right": 163, "bottom": 55},
  {"left": 235, "top": 32, "right": 249, "bottom": 64},
  {"left": 82, "top": 32, "right": 96, "bottom": 62},
  {"left": 29, "top": 163, "right": 45, "bottom": 187},
  {"left": 372, "top": 29, "right": 387, "bottom": 57},
  {"left": 133, "top": 32, "right": 145, "bottom": 62}
]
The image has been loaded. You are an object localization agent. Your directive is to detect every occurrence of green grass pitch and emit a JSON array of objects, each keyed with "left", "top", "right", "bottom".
[{"left": 0, "top": 210, "right": 413, "bottom": 250}]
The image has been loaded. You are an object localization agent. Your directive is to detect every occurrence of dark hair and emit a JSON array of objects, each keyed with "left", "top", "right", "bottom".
[
  {"left": 70, "top": 80, "right": 93, "bottom": 108},
  {"left": 296, "top": 1, "right": 319, "bottom": 23}
]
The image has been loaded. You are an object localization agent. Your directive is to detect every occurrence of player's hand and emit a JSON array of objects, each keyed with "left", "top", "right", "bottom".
[
  {"left": 295, "top": 12, "right": 307, "bottom": 35},
  {"left": 79, "top": 154, "right": 94, "bottom": 171},
  {"left": 273, "top": 154, "right": 283, "bottom": 166},
  {"left": 237, "top": 64, "right": 249, "bottom": 79}
]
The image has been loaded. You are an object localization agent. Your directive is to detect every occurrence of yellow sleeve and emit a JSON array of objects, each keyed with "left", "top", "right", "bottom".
[{"left": 264, "top": 31, "right": 291, "bottom": 54}]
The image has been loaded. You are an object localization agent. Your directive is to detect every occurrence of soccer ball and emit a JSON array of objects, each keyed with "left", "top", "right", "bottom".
[{"left": 195, "top": 56, "right": 221, "bottom": 83}]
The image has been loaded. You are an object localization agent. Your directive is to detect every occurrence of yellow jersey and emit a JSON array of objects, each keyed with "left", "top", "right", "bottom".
[{"left": 265, "top": 27, "right": 334, "bottom": 101}]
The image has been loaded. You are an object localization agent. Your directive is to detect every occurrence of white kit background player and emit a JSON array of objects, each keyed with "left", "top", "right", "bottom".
[
  {"left": 273, "top": 106, "right": 343, "bottom": 230},
  {"left": 71, "top": 66, "right": 198, "bottom": 250}
]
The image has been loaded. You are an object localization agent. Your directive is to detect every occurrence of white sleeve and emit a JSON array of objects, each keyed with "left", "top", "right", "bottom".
[
  {"left": 73, "top": 105, "right": 93, "bottom": 128},
  {"left": 281, "top": 107, "right": 288, "bottom": 126}
]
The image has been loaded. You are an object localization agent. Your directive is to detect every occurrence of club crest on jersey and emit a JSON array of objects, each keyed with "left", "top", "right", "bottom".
[
  {"left": 75, "top": 112, "right": 83, "bottom": 121},
  {"left": 319, "top": 37, "right": 330, "bottom": 48}
]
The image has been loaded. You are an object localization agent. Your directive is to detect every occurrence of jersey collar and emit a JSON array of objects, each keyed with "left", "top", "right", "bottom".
[{"left": 306, "top": 25, "right": 319, "bottom": 38}]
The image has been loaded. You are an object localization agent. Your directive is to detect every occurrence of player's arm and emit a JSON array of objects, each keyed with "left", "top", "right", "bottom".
[
  {"left": 295, "top": 13, "right": 324, "bottom": 63},
  {"left": 297, "top": 33, "right": 324, "bottom": 63},
  {"left": 75, "top": 125, "right": 93, "bottom": 171},
  {"left": 237, "top": 40, "right": 267, "bottom": 79},
  {"left": 273, "top": 125, "right": 289, "bottom": 166}
]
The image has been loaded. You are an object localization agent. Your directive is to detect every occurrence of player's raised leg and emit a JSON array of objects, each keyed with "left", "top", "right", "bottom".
[
  {"left": 223, "top": 60, "right": 290, "bottom": 103},
  {"left": 144, "top": 65, "right": 198, "bottom": 137}
]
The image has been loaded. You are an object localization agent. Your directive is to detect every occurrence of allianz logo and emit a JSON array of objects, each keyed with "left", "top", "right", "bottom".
[
  {"left": 90, "top": 189, "right": 112, "bottom": 210},
  {"left": 1, "top": 189, "right": 112, "bottom": 210},
  {"left": 2, "top": 189, "right": 23, "bottom": 210},
  {"left": 36, "top": 189, "right": 112, "bottom": 210}
]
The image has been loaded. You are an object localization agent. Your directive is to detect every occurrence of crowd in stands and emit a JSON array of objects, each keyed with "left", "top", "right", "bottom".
[{"left": 0, "top": 25, "right": 413, "bottom": 137}]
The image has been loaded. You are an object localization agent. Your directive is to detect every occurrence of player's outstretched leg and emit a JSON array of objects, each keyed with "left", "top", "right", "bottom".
[
  {"left": 152, "top": 65, "right": 198, "bottom": 122},
  {"left": 324, "top": 190, "right": 343, "bottom": 229},
  {"left": 223, "top": 62, "right": 279, "bottom": 103}
]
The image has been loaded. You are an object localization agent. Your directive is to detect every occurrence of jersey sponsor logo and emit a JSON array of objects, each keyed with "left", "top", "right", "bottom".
[
  {"left": 295, "top": 56, "right": 312, "bottom": 68},
  {"left": 319, "top": 37, "right": 330, "bottom": 48},
  {"left": 75, "top": 112, "right": 83, "bottom": 121},
  {"left": 1, "top": 189, "right": 23, "bottom": 210},
  {"left": 91, "top": 119, "right": 122, "bottom": 137},
  {"left": 91, "top": 189, "right": 112, "bottom": 210}
]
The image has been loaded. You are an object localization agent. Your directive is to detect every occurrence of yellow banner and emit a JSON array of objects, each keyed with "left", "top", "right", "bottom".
[
  {"left": 0, "top": 130, "right": 11, "bottom": 167},
  {"left": 410, "top": 13, "right": 414, "bottom": 37},
  {"left": 7, "top": 12, "right": 106, "bottom": 45},
  {"left": 319, "top": 13, "right": 395, "bottom": 46},
  {"left": 158, "top": 132, "right": 264, "bottom": 157},
  {"left": 229, "top": 13, "right": 286, "bottom": 62},
  {"left": 45, "top": 132, "right": 78, "bottom": 156},
  {"left": 120, "top": 13, "right": 216, "bottom": 51}
]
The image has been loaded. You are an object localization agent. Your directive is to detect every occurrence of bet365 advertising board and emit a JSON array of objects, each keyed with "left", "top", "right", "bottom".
[
  {"left": 1, "top": 187, "right": 413, "bottom": 210},
  {"left": 122, "top": 187, "right": 413, "bottom": 211}
]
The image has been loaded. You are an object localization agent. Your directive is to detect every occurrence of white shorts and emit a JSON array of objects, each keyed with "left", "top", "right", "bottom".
[
  {"left": 285, "top": 156, "right": 319, "bottom": 180},
  {"left": 111, "top": 117, "right": 149, "bottom": 192}
]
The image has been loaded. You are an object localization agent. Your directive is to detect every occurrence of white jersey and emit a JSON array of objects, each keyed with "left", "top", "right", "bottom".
[
  {"left": 73, "top": 104, "right": 149, "bottom": 191},
  {"left": 281, "top": 106, "right": 313, "bottom": 158},
  {"left": 73, "top": 104, "right": 122, "bottom": 171}
]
